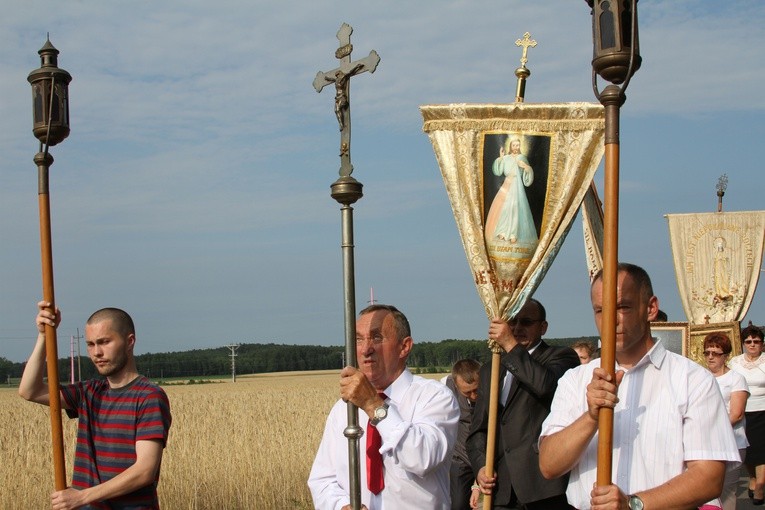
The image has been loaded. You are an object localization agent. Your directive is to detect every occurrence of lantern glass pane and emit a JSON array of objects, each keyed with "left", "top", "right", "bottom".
[
  {"left": 33, "top": 82, "right": 46, "bottom": 125},
  {"left": 599, "top": 3, "right": 616, "bottom": 50}
]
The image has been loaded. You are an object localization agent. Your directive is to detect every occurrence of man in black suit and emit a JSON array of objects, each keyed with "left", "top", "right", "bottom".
[{"left": 467, "top": 298, "right": 578, "bottom": 509}]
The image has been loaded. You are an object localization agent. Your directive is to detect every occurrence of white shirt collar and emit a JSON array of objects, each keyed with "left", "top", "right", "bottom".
[{"left": 617, "top": 338, "right": 665, "bottom": 372}]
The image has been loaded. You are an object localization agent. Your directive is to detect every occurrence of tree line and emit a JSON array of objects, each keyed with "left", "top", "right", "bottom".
[{"left": 1, "top": 336, "right": 598, "bottom": 382}]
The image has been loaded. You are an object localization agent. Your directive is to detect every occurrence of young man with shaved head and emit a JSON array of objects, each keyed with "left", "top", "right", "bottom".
[{"left": 20, "top": 302, "right": 171, "bottom": 510}]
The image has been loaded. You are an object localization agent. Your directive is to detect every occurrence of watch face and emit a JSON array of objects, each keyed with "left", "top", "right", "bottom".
[{"left": 628, "top": 496, "right": 643, "bottom": 510}]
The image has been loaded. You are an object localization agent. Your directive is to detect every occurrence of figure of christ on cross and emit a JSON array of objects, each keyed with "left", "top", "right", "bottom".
[{"left": 313, "top": 22, "right": 380, "bottom": 178}]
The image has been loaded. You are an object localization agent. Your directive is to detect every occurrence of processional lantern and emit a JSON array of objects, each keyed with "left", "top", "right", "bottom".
[
  {"left": 28, "top": 37, "right": 72, "bottom": 147},
  {"left": 585, "top": 0, "right": 640, "bottom": 488},
  {"left": 27, "top": 35, "right": 72, "bottom": 491},
  {"left": 587, "top": 0, "right": 641, "bottom": 85}
]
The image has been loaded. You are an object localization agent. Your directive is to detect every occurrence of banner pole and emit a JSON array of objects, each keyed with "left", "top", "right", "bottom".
[
  {"left": 482, "top": 349, "right": 502, "bottom": 510},
  {"left": 482, "top": 34, "right": 537, "bottom": 509}
]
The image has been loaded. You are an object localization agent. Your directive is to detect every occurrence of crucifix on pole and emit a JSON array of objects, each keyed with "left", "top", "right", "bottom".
[
  {"left": 313, "top": 22, "right": 380, "bottom": 180},
  {"left": 314, "top": 23, "right": 380, "bottom": 510}
]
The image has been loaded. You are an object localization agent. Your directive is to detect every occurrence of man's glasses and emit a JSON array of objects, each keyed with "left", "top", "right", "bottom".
[
  {"left": 744, "top": 339, "right": 763, "bottom": 345},
  {"left": 703, "top": 350, "right": 725, "bottom": 358},
  {"left": 508, "top": 318, "right": 542, "bottom": 327}
]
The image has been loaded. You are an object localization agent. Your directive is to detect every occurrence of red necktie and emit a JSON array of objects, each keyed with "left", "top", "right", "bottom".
[{"left": 366, "top": 394, "right": 386, "bottom": 494}]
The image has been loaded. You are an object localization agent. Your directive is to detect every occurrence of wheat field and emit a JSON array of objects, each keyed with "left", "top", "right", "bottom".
[{"left": 0, "top": 370, "right": 379, "bottom": 510}]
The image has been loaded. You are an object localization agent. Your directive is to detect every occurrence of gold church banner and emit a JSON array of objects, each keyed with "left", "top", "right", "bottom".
[
  {"left": 582, "top": 182, "right": 605, "bottom": 281},
  {"left": 421, "top": 103, "right": 605, "bottom": 322},
  {"left": 666, "top": 211, "right": 765, "bottom": 324}
]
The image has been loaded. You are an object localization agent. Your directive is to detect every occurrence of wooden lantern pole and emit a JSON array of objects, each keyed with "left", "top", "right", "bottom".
[
  {"left": 585, "top": 0, "right": 641, "bottom": 487},
  {"left": 37, "top": 148, "right": 68, "bottom": 491},
  {"left": 28, "top": 36, "right": 73, "bottom": 491},
  {"left": 595, "top": 86, "right": 623, "bottom": 486}
]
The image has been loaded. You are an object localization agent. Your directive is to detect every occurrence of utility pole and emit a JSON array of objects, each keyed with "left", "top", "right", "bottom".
[
  {"left": 225, "top": 343, "right": 240, "bottom": 382},
  {"left": 69, "top": 335, "right": 75, "bottom": 384},
  {"left": 74, "top": 328, "right": 83, "bottom": 382}
]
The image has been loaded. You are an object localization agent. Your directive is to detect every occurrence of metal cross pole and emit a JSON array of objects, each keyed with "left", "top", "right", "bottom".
[{"left": 314, "top": 23, "right": 380, "bottom": 510}]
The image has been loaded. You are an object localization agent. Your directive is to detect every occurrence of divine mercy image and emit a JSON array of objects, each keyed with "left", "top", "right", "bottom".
[{"left": 482, "top": 133, "right": 550, "bottom": 262}]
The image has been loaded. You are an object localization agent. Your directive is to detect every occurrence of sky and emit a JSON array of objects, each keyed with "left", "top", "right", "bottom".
[{"left": 1, "top": 1, "right": 764, "bottom": 363}]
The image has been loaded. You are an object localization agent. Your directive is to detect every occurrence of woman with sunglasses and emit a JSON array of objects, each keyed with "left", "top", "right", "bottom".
[
  {"left": 703, "top": 332, "right": 749, "bottom": 510},
  {"left": 730, "top": 324, "right": 765, "bottom": 505}
]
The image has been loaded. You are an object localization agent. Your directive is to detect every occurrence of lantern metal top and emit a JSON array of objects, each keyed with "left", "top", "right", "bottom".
[
  {"left": 28, "top": 36, "right": 72, "bottom": 147},
  {"left": 38, "top": 38, "right": 61, "bottom": 65},
  {"left": 586, "top": 0, "right": 641, "bottom": 87}
]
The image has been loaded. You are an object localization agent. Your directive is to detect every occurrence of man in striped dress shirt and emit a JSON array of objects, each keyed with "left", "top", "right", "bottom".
[
  {"left": 20, "top": 301, "right": 172, "bottom": 510},
  {"left": 538, "top": 263, "right": 739, "bottom": 510}
]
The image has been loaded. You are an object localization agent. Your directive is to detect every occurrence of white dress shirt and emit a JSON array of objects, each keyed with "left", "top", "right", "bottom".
[
  {"left": 308, "top": 368, "right": 460, "bottom": 510},
  {"left": 540, "top": 340, "right": 740, "bottom": 510}
]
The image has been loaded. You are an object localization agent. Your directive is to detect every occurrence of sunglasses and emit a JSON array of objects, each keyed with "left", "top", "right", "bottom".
[
  {"left": 744, "top": 340, "right": 763, "bottom": 345},
  {"left": 508, "top": 318, "right": 542, "bottom": 327},
  {"left": 703, "top": 351, "right": 725, "bottom": 358}
]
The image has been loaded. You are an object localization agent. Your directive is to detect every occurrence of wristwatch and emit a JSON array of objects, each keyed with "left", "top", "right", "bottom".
[
  {"left": 370, "top": 403, "right": 389, "bottom": 426},
  {"left": 628, "top": 494, "right": 644, "bottom": 510}
]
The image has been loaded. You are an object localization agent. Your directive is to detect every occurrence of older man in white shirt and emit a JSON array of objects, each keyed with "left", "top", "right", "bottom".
[{"left": 308, "top": 304, "right": 459, "bottom": 510}]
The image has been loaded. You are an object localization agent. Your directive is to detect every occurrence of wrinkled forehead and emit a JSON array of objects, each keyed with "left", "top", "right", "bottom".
[{"left": 357, "top": 310, "right": 394, "bottom": 334}]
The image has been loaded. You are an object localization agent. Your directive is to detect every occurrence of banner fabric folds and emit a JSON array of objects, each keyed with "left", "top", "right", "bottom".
[
  {"left": 581, "top": 182, "right": 605, "bottom": 281},
  {"left": 666, "top": 211, "right": 765, "bottom": 324},
  {"left": 421, "top": 102, "right": 605, "bottom": 328}
]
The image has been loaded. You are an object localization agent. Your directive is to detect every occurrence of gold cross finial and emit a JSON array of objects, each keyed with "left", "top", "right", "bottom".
[
  {"left": 515, "top": 32, "right": 537, "bottom": 68},
  {"left": 513, "top": 32, "right": 536, "bottom": 102}
]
